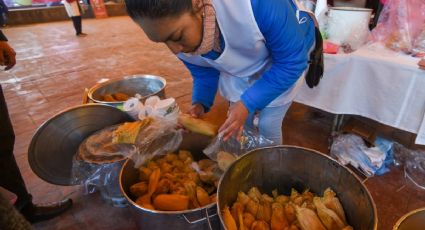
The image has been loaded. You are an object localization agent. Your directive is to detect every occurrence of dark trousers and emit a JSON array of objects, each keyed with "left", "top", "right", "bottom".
[
  {"left": 0, "top": 85, "right": 32, "bottom": 210},
  {"left": 71, "top": 16, "right": 82, "bottom": 35}
]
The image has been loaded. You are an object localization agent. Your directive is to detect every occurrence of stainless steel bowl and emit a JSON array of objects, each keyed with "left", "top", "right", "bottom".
[
  {"left": 393, "top": 208, "right": 425, "bottom": 230},
  {"left": 28, "top": 104, "right": 133, "bottom": 185},
  {"left": 218, "top": 145, "right": 378, "bottom": 230},
  {"left": 120, "top": 133, "right": 221, "bottom": 230},
  {"left": 88, "top": 75, "right": 166, "bottom": 107}
]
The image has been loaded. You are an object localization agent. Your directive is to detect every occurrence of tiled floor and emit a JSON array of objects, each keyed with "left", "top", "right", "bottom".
[{"left": 1, "top": 16, "right": 424, "bottom": 230}]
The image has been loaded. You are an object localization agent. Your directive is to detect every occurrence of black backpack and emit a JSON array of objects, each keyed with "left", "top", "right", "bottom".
[{"left": 305, "top": 26, "right": 324, "bottom": 88}]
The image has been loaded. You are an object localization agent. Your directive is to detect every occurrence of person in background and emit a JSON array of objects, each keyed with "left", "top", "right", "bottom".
[
  {"left": 124, "top": 0, "right": 316, "bottom": 144},
  {"left": 0, "top": 30, "right": 73, "bottom": 224},
  {"left": 63, "top": 0, "right": 87, "bottom": 37},
  {"left": 0, "top": 0, "right": 8, "bottom": 27}
]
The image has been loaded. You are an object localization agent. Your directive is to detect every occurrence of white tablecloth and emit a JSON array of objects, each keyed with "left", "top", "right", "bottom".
[{"left": 295, "top": 44, "right": 425, "bottom": 145}]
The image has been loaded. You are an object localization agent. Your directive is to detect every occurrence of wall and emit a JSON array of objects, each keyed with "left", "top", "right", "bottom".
[{"left": 7, "top": 3, "right": 127, "bottom": 25}]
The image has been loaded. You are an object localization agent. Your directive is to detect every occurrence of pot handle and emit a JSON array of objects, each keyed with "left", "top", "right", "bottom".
[{"left": 181, "top": 207, "right": 217, "bottom": 229}]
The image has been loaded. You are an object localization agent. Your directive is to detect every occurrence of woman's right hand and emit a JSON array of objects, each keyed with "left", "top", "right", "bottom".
[{"left": 187, "top": 103, "right": 205, "bottom": 118}]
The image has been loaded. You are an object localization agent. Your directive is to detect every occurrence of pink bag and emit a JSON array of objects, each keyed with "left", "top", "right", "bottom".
[{"left": 370, "top": 0, "right": 425, "bottom": 54}]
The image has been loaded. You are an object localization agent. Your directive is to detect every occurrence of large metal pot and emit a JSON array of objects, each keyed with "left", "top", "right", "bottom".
[
  {"left": 218, "top": 146, "right": 378, "bottom": 230},
  {"left": 120, "top": 133, "right": 221, "bottom": 230},
  {"left": 88, "top": 75, "right": 166, "bottom": 107},
  {"left": 393, "top": 208, "right": 425, "bottom": 230}
]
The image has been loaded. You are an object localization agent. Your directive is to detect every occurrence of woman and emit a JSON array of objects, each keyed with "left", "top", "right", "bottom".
[
  {"left": 124, "top": 0, "right": 316, "bottom": 144},
  {"left": 63, "top": 0, "right": 87, "bottom": 37}
]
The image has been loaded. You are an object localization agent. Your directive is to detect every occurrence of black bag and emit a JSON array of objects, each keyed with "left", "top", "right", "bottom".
[{"left": 305, "top": 26, "right": 324, "bottom": 88}]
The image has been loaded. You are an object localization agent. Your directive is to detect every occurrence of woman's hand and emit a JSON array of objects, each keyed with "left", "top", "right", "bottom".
[
  {"left": 187, "top": 103, "right": 205, "bottom": 118},
  {"left": 0, "top": 41, "right": 16, "bottom": 70},
  {"left": 219, "top": 101, "right": 249, "bottom": 141}
]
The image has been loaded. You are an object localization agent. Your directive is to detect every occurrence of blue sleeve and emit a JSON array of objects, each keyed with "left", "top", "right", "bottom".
[
  {"left": 240, "top": 0, "right": 315, "bottom": 113},
  {"left": 181, "top": 59, "right": 220, "bottom": 112}
]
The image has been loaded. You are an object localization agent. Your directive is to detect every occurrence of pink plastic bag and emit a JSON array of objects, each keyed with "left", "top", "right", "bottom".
[{"left": 370, "top": 0, "right": 425, "bottom": 54}]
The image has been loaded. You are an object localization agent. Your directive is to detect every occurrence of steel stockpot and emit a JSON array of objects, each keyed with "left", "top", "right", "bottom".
[
  {"left": 217, "top": 145, "right": 378, "bottom": 230},
  {"left": 88, "top": 75, "right": 166, "bottom": 107},
  {"left": 120, "top": 133, "right": 221, "bottom": 230}
]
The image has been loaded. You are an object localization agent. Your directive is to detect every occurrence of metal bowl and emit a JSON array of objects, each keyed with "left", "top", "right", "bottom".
[
  {"left": 217, "top": 145, "right": 378, "bottom": 230},
  {"left": 120, "top": 132, "right": 221, "bottom": 230},
  {"left": 393, "top": 208, "right": 425, "bottom": 230},
  {"left": 88, "top": 75, "right": 166, "bottom": 107},
  {"left": 28, "top": 104, "right": 133, "bottom": 185}
]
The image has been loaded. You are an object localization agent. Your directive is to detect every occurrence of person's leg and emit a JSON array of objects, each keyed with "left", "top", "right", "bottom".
[
  {"left": 257, "top": 102, "right": 292, "bottom": 145},
  {"left": 0, "top": 85, "right": 32, "bottom": 211},
  {"left": 0, "top": 85, "right": 73, "bottom": 223},
  {"left": 70, "top": 16, "right": 80, "bottom": 35},
  {"left": 76, "top": 16, "right": 82, "bottom": 35}
]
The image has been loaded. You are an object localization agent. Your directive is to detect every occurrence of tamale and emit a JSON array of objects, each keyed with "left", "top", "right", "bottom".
[
  {"left": 322, "top": 188, "right": 347, "bottom": 224},
  {"left": 271, "top": 203, "right": 289, "bottom": 230},
  {"left": 178, "top": 114, "right": 218, "bottom": 136},
  {"left": 313, "top": 197, "right": 345, "bottom": 230},
  {"left": 223, "top": 206, "right": 238, "bottom": 230},
  {"left": 295, "top": 206, "right": 326, "bottom": 230}
]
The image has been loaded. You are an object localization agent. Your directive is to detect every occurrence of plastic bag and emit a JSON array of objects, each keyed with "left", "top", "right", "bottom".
[
  {"left": 203, "top": 128, "right": 274, "bottom": 171},
  {"left": 130, "top": 117, "right": 183, "bottom": 168},
  {"left": 370, "top": 0, "right": 425, "bottom": 54},
  {"left": 330, "top": 134, "right": 393, "bottom": 177},
  {"left": 392, "top": 143, "right": 425, "bottom": 189},
  {"left": 70, "top": 117, "right": 182, "bottom": 206}
]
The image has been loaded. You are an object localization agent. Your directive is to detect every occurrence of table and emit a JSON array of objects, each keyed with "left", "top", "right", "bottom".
[{"left": 295, "top": 43, "right": 425, "bottom": 145}]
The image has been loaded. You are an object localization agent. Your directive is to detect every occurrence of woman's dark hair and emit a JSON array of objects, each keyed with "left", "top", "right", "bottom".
[{"left": 125, "top": 0, "right": 193, "bottom": 19}]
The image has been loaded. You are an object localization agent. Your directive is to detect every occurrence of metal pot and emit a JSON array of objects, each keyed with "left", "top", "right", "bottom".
[
  {"left": 218, "top": 146, "right": 378, "bottom": 230},
  {"left": 88, "top": 75, "right": 167, "bottom": 107},
  {"left": 120, "top": 132, "right": 222, "bottom": 230},
  {"left": 393, "top": 208, "right": 425, "bottom": 230}
]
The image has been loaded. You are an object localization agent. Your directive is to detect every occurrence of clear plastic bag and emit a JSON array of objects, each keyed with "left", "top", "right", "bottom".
[
  {"left": 370, "top": 0, "right": 425, "bottom": 54},
  {"left": 203, "top": 128, "right": 274, "bottom": 171},
  {"left": 130, "top": 117, "right": 183, "bottom": 168},
  {"left": 70, "top": 117, "right": 182, "bottom": 206},
  {"left": 392, "top": 142, "right": 425, "bottom": 189}
]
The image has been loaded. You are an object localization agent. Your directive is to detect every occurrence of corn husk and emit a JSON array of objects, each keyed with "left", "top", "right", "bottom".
[
  {"left": 295, "top": 206, "right": 326, "bottom": 230},
  {"left": 322, "top": 188, "right": 347, "bottom": 224},
  {"left": 243, "top": 212, "right": 256, "bottom": 229},
  {"left": 237, "top": 191, "right": 251, "bottom": 205},
  {"left": 256, "top": 199, "right": 272, "bottom": 222},
  {"left": 251, "top": 220, "right": 270, "bottom": 230},
  {"left": 231, "top": 202, "right": 245, "bottom": 225},
  {"left": 112, "top": 118, "right": 152, "bottom": 144},
  {"left": 284, "top": 203, "right": 297, "bottom": 223},
  {"left": 313, "top": 197, "right": 345, "bottom": 230},
  {"left": 275, "top": 195, "right": 290, "bottom": 206},
  {"left": 248, "top": 187, "right": 263, "bottom": 201},
  {"left": 271, "top": 203, "right": 289, "bottom": 230},
  {"left": 178, "top": 114, "right": 218, "bottom": 136},
  {"left": 223, "top": 206, "right": 238, "bottom": 230}
]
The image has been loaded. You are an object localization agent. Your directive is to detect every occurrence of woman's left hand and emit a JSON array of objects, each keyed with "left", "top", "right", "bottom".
[{"left": 218, "top": 101, "right": 249, "bottom": 141}]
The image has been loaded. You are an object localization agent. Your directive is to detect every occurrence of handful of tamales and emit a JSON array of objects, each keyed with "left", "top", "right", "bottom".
[{"left": 223, "top": 187, "right": 353, "bottom": 230}]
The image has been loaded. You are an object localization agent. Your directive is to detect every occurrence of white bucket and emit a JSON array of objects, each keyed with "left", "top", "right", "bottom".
[{"left": 326, "top": 7, "right": 372, "bottom": 49}]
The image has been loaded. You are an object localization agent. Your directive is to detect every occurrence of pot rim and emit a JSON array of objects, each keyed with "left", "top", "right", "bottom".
[
  {"left": 216, "top": 144, "right": 378, "bottom": 230},
  {"left": 119, "top": 158, "right": 217, "bottom": 215},
  {"left": 393, "top": 207, "right": 425, "bottom": 229},
  {"left": 88, "top": 75, "right": 167, "bottom": 105}
]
